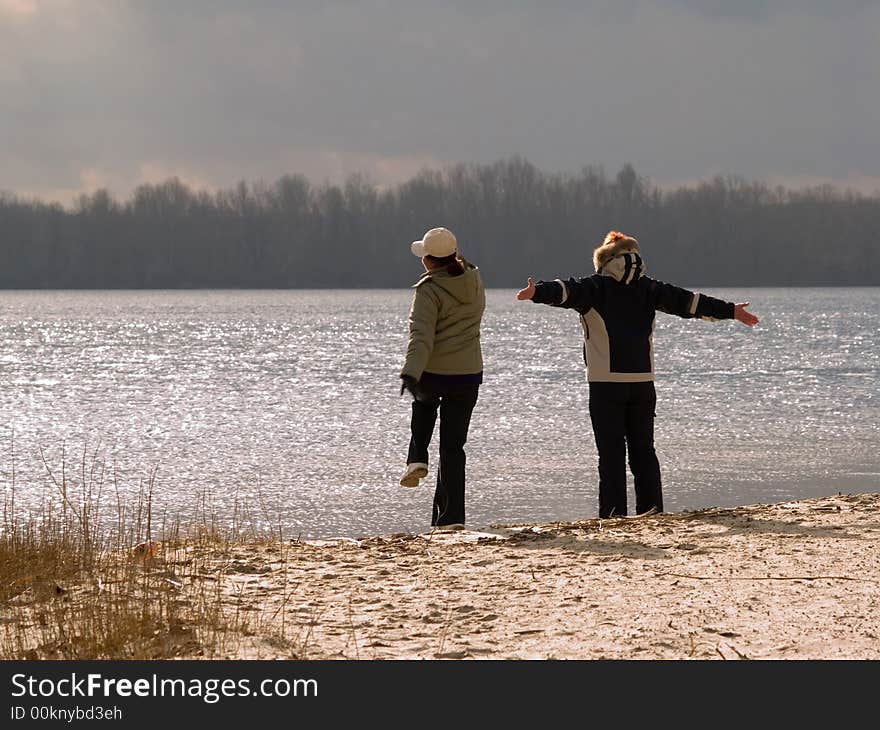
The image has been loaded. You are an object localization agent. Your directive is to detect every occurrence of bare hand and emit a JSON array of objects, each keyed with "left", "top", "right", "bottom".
[
  {"left": 734, "top": 302, "right": 759, "bottom": 327},
  {"left": 516, "top": 277, "right": 536, "bottom": 301}
]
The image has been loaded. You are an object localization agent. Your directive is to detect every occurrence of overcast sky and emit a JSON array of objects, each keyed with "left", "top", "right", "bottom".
[{"left": 2, "top": 0, "right": 879, "bottom": 203}]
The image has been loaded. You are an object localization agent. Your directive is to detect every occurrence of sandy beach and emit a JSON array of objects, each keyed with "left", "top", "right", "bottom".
[
  {"left": 6, "top": 492, "right": 878, "bottom": 660},
  {"left": 195, "top": 492, "right": 878, "bottom": 660}
]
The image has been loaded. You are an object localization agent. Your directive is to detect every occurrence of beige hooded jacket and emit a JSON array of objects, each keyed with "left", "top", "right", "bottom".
[{"left": 400, "top": 261, "right": 485, "bottom": 381}]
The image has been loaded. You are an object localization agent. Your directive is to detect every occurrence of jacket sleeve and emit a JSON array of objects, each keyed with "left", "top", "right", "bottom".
[
  {"left": 648, "top": 278, "right": 735, "bottom": 321},
  {"left": 401, "top": 283, "right": 440, "bottom": 380},
  {"left": 532, "top": 276, "right": 598, "bottom": 314}
]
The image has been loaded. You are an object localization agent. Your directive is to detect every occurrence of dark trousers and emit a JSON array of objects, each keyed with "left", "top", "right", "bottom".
[
  {"left": 588, "top": 381, "right": 663, "bottom": 518},
  {"left": 407, "top": 382, "right": 479, "bottom": 527}
]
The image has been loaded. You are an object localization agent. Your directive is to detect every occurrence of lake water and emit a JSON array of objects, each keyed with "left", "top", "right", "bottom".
[{"left": 1, "top": 288, "right": 877, "bottom": 538}]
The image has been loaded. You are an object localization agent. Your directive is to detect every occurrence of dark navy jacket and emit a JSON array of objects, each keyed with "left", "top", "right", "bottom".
[{"left": 532, "top": 252, "right": 735, "bottom": 382}]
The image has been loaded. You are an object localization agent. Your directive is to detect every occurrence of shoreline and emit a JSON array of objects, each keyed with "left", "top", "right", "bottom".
[{"left": 5, "top": 492, "right": 879, "bottom": 660}]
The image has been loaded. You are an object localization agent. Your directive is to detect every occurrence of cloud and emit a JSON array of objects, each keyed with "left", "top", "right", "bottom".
[
  {"left": 1, "top": 1, "right": 879, "bottom": 202},
  {"left": 6, "top": 150, "right": 444, "bottom": 205},
  {"left": 764, "top": 173, "right": 880, "bottom": 196},
  {"left": 271, "top": 148, "right": 443, "bottom": 188},
  {"left": 0, "top": 0, "right": 37, "bottom": 17}
]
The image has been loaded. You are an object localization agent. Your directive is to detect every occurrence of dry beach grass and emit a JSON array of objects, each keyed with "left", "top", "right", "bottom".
[
  {"left": 2, "top": 453, "right": 878, "bottom": 660},
  {"left": 1, "top": 445, "right": 266, "bottom": 660}
]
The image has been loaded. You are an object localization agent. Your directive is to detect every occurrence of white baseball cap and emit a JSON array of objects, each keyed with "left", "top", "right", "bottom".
[{"left": 411, "top": 227, "right": 457, "bottom": 258}]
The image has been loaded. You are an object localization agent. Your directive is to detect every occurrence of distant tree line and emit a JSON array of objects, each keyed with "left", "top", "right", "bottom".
[{"left": 1, "top": 159, "right": 878, "bottom": 288}]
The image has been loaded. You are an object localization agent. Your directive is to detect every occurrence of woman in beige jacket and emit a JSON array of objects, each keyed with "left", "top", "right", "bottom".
[{"left": 399, "top": 227, "right": 485, "bottom": 531}]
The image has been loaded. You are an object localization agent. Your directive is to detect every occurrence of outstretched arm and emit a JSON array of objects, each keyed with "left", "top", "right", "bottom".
[
  {"left": 516, "top": 276, "right": 597, "bottom": 313},
  {"left": 651, "top": 279, "right": 725, "bottom": 320}
]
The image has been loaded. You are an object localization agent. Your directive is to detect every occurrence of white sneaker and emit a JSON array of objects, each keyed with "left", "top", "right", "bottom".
[
  {"left": 399, "top": 462, "right": 428, "bottom": 487},
  {"left": 433, "top": 523, "right": 465, "bottom": 532}
]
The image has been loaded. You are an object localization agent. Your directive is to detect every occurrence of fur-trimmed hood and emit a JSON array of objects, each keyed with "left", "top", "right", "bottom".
[
  {"left": 593, "top": 234, "right": 646, "bottom": 284},
  {"left": 593, "top": 234, "right": 639, "bottom": 271}
]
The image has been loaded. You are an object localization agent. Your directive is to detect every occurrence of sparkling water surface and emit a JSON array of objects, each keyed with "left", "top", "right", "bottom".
[{"left": 1, "top": 288, "right": 877, "bottom": 538}]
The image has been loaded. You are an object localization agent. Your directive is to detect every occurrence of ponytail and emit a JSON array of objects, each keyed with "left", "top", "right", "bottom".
[{"left": 425, "top": 253, "right": 465, "bottom": 276}]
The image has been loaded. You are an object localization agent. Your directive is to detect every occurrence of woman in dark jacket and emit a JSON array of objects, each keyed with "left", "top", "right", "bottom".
[
  {"left": 399, "top": 227, "right": 485, "bottom": 531},
  {"left": 517, "top": 231, "right": 758, "bottom": 518}
]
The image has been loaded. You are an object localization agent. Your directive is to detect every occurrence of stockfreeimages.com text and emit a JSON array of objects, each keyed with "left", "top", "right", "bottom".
[{"left": 10, "top": 673, "right": 317, "bottom": 704}]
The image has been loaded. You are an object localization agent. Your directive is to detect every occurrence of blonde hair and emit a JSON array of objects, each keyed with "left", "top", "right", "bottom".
[
  {"left": 603, "top": 231, "right": 637, "bottom": 247},
  {"left": 593, "top": 231, "right": 640, "bottom": 272}
]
